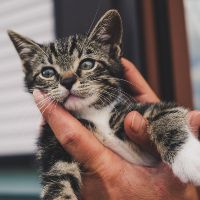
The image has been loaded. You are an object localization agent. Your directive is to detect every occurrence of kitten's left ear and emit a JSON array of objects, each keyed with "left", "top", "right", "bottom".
[{"left": 88, "top": 10, "right": 123, "bottom": 58}]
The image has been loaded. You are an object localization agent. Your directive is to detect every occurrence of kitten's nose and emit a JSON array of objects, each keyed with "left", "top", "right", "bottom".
[{"left": 61, "top": 77, "right": 77, "bottom": 90}]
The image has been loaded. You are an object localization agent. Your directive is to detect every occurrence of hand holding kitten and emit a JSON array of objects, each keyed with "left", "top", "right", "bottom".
[{"left": 33, "top": 58, "right": 200, "bottom": 199}]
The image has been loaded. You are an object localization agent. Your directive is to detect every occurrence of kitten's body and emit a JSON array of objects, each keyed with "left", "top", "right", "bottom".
[{"left": 8, "top": 10, "right": 200, "bottom": 200}]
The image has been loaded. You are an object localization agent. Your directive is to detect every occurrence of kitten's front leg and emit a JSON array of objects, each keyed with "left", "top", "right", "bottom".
[
  {"left": 38, "top": 122, "right": 81, "bottom": 200},
  {"left": 136, "top": 102, "right": 200, "bottom": 185}
]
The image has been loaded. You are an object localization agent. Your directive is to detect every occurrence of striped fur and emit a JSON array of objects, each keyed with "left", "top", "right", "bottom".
[{"left": 8, "top": 10, "right": 200, "bottom": 199}]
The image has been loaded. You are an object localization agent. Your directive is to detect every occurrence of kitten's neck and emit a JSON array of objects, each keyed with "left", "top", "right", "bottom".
[
  {"left": 69, "top": 92, "right": 123, "bottom": 117},
  {"left": 71, "top": 99, "right": 119, "bottom": 120}
]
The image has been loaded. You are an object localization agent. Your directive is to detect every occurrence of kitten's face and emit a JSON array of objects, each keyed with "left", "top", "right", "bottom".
[{"left": 8, "top": 10, "right": 123, "bottom": 111}]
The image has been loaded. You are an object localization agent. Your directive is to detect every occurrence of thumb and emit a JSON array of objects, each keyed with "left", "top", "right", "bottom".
[
  {"left": 33, "top": 89, "right": 107, "bottom": 171},
  {"left": 124, "top": 111, "right": 160, "bottom": 159},
  {"left": 187, "top": 110, "right": 200, "bottom": 139}
]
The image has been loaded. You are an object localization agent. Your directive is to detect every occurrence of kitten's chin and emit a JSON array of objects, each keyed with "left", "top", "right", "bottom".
[{"left": 63, "top": 95, "right": 94, "bottom": 111}]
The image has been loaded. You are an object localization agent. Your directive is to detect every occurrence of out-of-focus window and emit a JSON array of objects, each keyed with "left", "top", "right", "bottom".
[
  {"left": 0, "top": 0, "right": 55, "bottom": 199},
  {"left": 184, "top": 0, "right": 200, "bottom": 110},
  {"left": 0, "top": 0, "right": 55, "bottom": 156}
]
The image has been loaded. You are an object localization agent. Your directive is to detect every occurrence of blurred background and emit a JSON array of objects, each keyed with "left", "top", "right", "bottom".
[{"left": 0, "top": 0, "right": 199, "bottom": 199}]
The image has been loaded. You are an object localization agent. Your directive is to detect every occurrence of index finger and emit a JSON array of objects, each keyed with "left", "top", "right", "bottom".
[{"left": 33, "top": 89, "right": 108, "bottom": 171}]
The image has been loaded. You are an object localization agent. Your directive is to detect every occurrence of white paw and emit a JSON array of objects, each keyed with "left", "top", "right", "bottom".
[{"left": 171, "top": 133, "right": 200, "bottom": 186}]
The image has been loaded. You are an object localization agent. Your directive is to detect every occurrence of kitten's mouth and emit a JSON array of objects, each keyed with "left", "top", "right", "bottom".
[{"left": 63, "top": 93, "right": 84, "bottom": 103}]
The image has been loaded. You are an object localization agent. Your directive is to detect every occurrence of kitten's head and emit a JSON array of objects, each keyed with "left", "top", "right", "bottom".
[{"left": 8, "top": 10, "right": 123, "bottom": 111}]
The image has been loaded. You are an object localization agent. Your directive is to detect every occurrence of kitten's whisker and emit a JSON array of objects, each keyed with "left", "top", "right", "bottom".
[
  {"left": 90, "top": 91, "right": 105, "bottom": 109},
  {"left": 3, "top": 93, "right": 53, "bottom": 134},
  {"left": 41, "top": 100, "right": 54, "bottom": 118},
  {"left": 47, "top": 101, "right": 57, "bottom": 121},
  {"left": 86, "top": 1, "right": 101, "bottom": 36},
  {"left": 82, "top": 79, "right": 137, "bottom": 102},
  {"left": 86, "top": 84, "right": 137, "bottom": 103},
  {"left": 100, "top": 93, "right": 119, "bottom": 114},
  {"left": 86, "top": 77, "right": 142, "bottom": 91},
  {"left": 3, "top": 93, "right": 47, "bottom": 121},
  {"left": 16, "top": 97, "right": 50, "bottom": 134},
  {"left": 102, "top": 90, "right": 132, "bottom": 112},
  {"left": 91, "top": 89, "right": 118, "bottom": 113},
  {"left": 36, "top": 100, "right": 55, "bottom": 126},
  {"left": 96, "top": 95, "right": 105, "bottom": 108},
  {"left": 101, "top": 85, "right": 137, "bottom": 103},
  {"left": 80, "top": 1, "right": 101, "bottom": 52},
  {"left": 38, "top": 98, "right": 52, "bottom": 110},
  {"left": 10, "top": 96, "right": 49, "bottom": 127},
  {"left": 26, "top": 102, "right": 44, "bottom": 130},
  {"left": 34, "top": 45, "right": 50, "bottom": 59},
  {"left": 84, "top": 85, "right": 133, "bottom": 113},
  {"left": 36, "top": 96, "right": 52, "bottom": 107},
  {"left": 92, "top": 87, "right": 132, "bottom": 112}
]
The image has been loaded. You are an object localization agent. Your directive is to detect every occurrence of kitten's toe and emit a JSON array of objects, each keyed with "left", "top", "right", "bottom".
[{"left": 171, "top": 133, "right": 200, "bottom": 186}]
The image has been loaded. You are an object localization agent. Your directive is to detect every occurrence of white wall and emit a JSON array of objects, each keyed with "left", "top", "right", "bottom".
[
  {"left": 0, "top": 0, "right": 55, "bottom": 155},
  {"left": 184, "top": 0, "right": 200, "bottom": 110}
]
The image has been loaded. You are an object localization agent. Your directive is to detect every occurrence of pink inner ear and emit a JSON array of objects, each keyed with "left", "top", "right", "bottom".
[
  {"left": 19, "top": 47, "right": 35, "bottom": 61},
  {"left": 100, "top": 34, "right": 111, "bottom": 41}
]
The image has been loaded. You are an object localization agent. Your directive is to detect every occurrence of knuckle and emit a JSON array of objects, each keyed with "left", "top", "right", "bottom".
[{"left": 59, "top": 128, "right": 81, "bottom": 148}]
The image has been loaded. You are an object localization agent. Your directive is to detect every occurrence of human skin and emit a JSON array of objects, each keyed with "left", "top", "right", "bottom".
[{"left": 33, "top": 58, "right": 200, "bottom": 200}]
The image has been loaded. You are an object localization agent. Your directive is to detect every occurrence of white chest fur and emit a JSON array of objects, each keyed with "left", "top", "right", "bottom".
[{"left": 74, "top": 103, "right": 157, "bottom": 166}]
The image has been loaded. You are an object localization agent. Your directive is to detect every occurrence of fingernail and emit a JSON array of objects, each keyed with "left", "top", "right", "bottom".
[
  {"left": 131, "top": 111, "right": 145, "bottom": 134},
  {"left": 194, "top": 111, "right": 200, "bottom": 117}
]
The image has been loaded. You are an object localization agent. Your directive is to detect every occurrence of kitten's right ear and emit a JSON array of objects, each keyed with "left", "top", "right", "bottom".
[{"left": 7, "top": 30, "right": 42, "bottom": 72}]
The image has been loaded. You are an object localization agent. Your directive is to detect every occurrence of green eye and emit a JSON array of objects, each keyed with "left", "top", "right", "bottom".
[
  {"left": 42, "top": 68, "right": 56, "bottom": 78},
  {"left": 79, "top": 60, "right": 95, "bottom": 70}
]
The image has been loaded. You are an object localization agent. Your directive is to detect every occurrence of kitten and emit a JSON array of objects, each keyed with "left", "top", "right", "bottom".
[{"left": 8, "top": 10, "right": 200, "bottom": 200}]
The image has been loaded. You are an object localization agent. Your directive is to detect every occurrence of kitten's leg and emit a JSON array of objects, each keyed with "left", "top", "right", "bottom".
[
  {"left": 38, "top": 122, "right": 81, "bottom": 200},
  {"left": 40, "top": 161, "right": 81, "bottom": 200},
  {"left": 136, "top": 102, "right": 200, "bottom": 186}
]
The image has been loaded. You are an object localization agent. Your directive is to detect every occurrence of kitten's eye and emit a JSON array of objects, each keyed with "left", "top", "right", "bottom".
[
  {"left": 79, "top": 60, "right": 95, "bottom": 70},
  {"left": 42, "top": 68, "right": 57, "bottom": 78}
]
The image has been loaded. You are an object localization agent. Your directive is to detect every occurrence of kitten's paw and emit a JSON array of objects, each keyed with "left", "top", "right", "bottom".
[{"left": 171, "top": 133, "right": 200, "bottom": 186}]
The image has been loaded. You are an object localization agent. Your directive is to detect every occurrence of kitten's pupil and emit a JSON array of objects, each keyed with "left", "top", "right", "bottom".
[
  {"left": 79, "top": 60, "right": 94, "bottom": 70},
  {"left": 42, "top": 68, "right": 56, "bottom": 78}
]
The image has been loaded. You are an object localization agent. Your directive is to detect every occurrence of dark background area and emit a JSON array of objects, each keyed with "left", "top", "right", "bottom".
[{"left": 54, "top": 0, "right": 146, "bottom": 77}]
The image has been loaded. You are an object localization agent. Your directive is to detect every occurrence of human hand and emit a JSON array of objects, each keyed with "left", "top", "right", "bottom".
[
  {"left": 34, "top": 58, "right": 200, "bottom": 199},
  {"left": 121, "top": 58, "right": 160, "bottom": 103},
  {"left": 122, "top": 58, "right": 200, "bottom": 158},
  {"left": 34, "top": 89, "right": 185, "bottom": 200},
  {"left": 122, "top": 58, "right": 200, "bottom": 200}
]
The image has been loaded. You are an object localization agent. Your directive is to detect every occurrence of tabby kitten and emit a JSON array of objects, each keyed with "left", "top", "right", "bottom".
[{"left": 8, "top": 10, "right": 200, "bottom": 200}]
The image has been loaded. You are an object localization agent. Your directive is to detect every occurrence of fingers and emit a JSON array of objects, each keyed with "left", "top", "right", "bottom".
[
  {"left": 124, "top": 111, "right": 161, "bottom": 159},
  {"left": 121, "top": 58, "right": 160, "bottom": 103},
  {"left": 124, "top": 110, "right": 200, "bottom": 161},
  {"left": 33, "top": 89, "right": 108, "bottom": 171},
  {"left": 187, "top": 110, "right": 200, "bottom": 139}
]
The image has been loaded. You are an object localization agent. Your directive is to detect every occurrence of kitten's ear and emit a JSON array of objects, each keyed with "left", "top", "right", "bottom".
[
  {"left": 88, "top": 10, "right": 123, "bottom": 58},
  {"left": 7, "top": 30, "right": 42, "bottom": 72}
]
